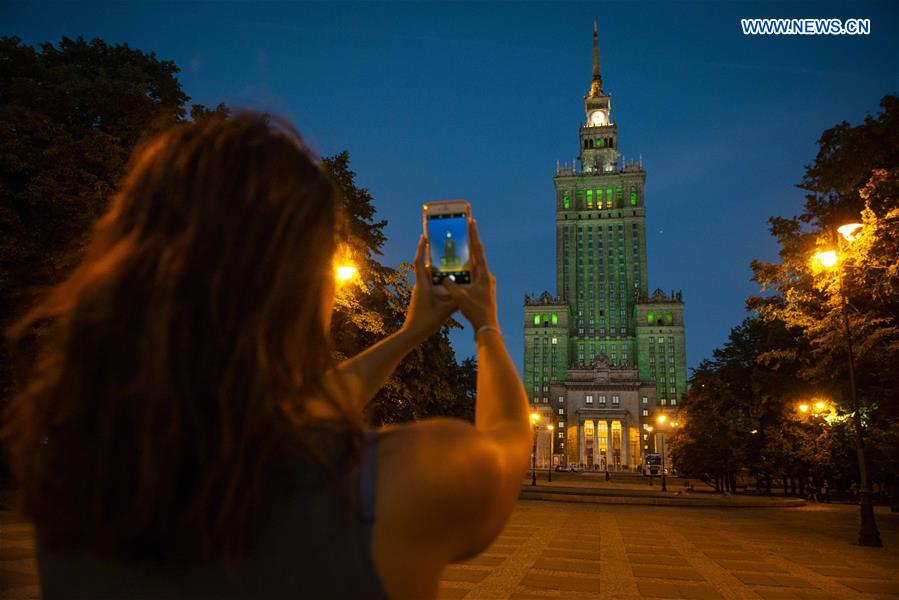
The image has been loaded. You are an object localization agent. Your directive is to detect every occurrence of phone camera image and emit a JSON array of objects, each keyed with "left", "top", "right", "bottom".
[{"left": 427, "top": 213, "right": 471, "bottom": 285}]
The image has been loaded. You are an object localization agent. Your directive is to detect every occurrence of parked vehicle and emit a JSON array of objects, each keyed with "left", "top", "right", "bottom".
[{"left": 642, "top": 453, "right": 662, "bottom": 476}]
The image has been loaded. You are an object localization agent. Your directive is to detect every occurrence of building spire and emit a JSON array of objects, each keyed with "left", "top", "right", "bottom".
[{"left": 589, "top": 18, "right": 602, "bottom": 97}]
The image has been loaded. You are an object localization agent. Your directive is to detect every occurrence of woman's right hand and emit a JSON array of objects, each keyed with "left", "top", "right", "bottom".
[{"left": 442, "top": 219, "right": 499, "bottom": 332}]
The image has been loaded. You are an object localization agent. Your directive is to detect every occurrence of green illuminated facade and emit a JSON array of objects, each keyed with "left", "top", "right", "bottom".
[{"left": 523, "top": 22, "right": 687, "bottom": 469}]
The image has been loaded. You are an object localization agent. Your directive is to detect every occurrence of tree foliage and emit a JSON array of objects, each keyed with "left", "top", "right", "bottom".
[
  {"left": 0, "top": 36, "right": 475, "bottom": 478},
  {"left": 674, "top": 96, "right": 899, "bottom": 494},
  {"left": 749, "top": 96, "right": 899, "bottom": 479},
  {"left": 669, "top": 318, "right": 823, "bottom": 490},
  {"left": 321, "top": 153, "right": 474, "bottom": 425}
]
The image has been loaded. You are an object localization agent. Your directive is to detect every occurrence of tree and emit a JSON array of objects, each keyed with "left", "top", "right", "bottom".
[
  {"left": 321, "top": 152, "right": 474, "bottom": 425},
  {"left": 668, "top": 317, "right": 813, "bottom": 493},
  {"left": 749, "top": 95, "right": 899, "bottom": 490},
  {"left": 0, "top": 36, "right": 202, "bottom": 428},
  {"left": 0, "top": 36, "right": 474, "bottom": 477}
]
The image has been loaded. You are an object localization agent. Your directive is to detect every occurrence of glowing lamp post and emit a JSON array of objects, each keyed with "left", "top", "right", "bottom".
[
  {"left": 811, "top": 222, "right": 881, "bottom": 547},
  {"left": 655, "top": 414, "right": 671, "bottom": 492},
  {"left": 335, "top": 264, "right": 357, "bottom": 282},
  {"left": 530, "top": 412, "right": 540, "bottom": 486},
  {"left": 547, "top": 424, "right": 554, "bottom": 482}
]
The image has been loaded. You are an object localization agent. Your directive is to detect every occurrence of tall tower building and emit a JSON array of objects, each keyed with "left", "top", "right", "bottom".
[{"left": 523, "top": 21, "right": 687, "bottom": 471}]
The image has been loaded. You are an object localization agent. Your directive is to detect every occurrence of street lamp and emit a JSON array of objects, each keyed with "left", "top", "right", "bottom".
[
  {"left": 530, "top": 412, "right": 540, "bottom": 486},
  {"left": 335, "top": 264, "right": 357, "bottom": 281},
  {"left": 811, "top": 221, "right": 881, "bottom": 547},
  {"left": 655, "top": 414, "right": 669, "bottom": 492},
  {"left": 644, "top": 424, "right": 654, "bottom": 486},
  {"left": 547, "top": 424, "right": 554, "bottom": 482}
]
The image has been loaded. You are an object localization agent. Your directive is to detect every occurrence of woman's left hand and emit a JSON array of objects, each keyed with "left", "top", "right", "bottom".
[{"left": 401, "top": 235, "right": 457, "bottom": 343}]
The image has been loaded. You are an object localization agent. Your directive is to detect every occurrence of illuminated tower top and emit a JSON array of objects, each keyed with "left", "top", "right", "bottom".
[
  {"left": 588, "top": 19, "right": 602, "bottom": 98},
  {"left": 580, "top": 20, "right": 617, "bottom": 174}
]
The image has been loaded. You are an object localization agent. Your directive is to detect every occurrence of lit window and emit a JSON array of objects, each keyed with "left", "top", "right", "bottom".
[
  {"left": 551, "top": 313, "right": 558, "bottom": 325},
  {"left": 665, "top": 311, "right": 673, "bottom": 324},
  {"left": 642, "top": 409, "right": 648, "bottom": 416},
  {"left": 599, "top": 395, "right": 607, "bottom": 406},
  {"left": 586, "top": 395, "right": 593, "bottom": 404},
  {"left": 558, "top": 431, "right": 564, "bottom": 439},
  {"left": 641, "top": 397, "right": 648, "bottom": 404},
  {"left": 534, "top": 315, "right": 540, "bottom": 325},
  {"left": 660, "top": 399, "right": 667, "bottom": 406},
  {"left": 612, "top": 395, "right": 620, "bottom": 406},
  {"left": 559, "top": 421, "right": 565, "bottom": 428},
  {"left": 647, "top": 312, "right": 654, "bottom": 324},
  {"left": 551, "top": 337, "right": 557, "bottom": 345},
  {"left": 558, "top": 396, "right": 564, "bottom": 403},
  {"left": 671, "top": 399, "right": 677, "bottom": 406},
  {"left": 563, "top": 191, "right": 570, "bottom": 209},
  {"left": 559, "top": 408, "right": 564, "bottom": 415},
  {"left": 643, "top": 434, "right": 648, "bottom": 440}
]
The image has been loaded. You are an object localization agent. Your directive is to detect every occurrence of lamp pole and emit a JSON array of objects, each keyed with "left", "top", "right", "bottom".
[
  {"left": 813, "top": 215, "right": 881, "bottom": 547},
  {"left": 834, "top": 235, "right": 881, "bottom": 547},
  {"left": 655, "top": 415, "right": 671, "bottom": 492},
  {"left": 530, "top": 412, "right": 539, "bottom": 487},
  {"left": 548, "top": 425, "right": 554, "bottom": 483},
  {"left": 660, "top": 431, "right": 667, "bottom": 492}
]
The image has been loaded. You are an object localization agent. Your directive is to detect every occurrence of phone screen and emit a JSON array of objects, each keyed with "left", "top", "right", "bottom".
[{"left": 426, "top": 212, "right": 471, "bottom": 284}]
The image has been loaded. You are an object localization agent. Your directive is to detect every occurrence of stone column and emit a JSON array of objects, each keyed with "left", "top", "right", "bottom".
[
  {"left": 622, "top": 424, "right": 629, "bottom": 470},
  {"left": 606, "top": 420, "right": 613, "bottom": 470},
  {"left": 579, "top": 421, "right": 586, "bottom": 467}
]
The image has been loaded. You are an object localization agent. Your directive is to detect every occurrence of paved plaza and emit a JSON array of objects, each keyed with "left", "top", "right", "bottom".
[
  {"left": 2, "top": 500, "right": 897, "bottom": 599},
  {"left": 437, "top": 501, "right": 897, "bottom": 600}
]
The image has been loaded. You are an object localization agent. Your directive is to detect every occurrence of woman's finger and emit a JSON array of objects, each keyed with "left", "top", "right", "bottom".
[
  {"left": 470, "top": 219, "right": 490, "bottom": 280},
  {"left": 414, "top": 235, "right": 429, "bottom": 283},
  {"left": 441, "top": 277, "right": 468, "bottom": 309}
]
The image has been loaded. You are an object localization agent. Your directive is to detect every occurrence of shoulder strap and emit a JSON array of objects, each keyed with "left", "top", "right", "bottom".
[{"left": 359, "top": 429, "right": 379, "bottom": 523}]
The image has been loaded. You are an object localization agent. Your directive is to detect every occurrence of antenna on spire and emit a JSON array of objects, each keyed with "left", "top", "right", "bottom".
[{"left": 589, "top": 19, "right": 602, "bottom": 97}]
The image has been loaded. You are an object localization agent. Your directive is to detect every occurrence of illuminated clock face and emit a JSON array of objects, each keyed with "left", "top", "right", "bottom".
[{"left": 590, "top": 111, "right": 606, "bottom": 126}]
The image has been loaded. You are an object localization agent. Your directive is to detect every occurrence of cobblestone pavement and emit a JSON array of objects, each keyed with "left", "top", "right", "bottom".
[
  {"left": 2, "top": 501, "right": 896, "bottom": 599},
  {"left": 439, "top": 501, "right": 898, "bottom": 600}
]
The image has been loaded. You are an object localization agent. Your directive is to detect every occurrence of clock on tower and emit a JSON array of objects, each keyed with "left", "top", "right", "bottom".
[{"left": 590, "top": 111, "right": 607, "bottom": 126}]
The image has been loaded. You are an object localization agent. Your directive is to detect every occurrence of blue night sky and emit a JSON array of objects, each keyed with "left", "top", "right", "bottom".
[{"left": 5, "top": 1, "right": 898, "bottom": 376}]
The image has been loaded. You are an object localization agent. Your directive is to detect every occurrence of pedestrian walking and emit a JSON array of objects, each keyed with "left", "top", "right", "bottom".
[
  {"left": 806, "top": 476, "right": 816, "bottom": 502},
  {"left": 848, "top": 480, "right": 859, "bottom": 502},
  {"left": 1, "top": 114, "right": 531, "bottom": 600}
]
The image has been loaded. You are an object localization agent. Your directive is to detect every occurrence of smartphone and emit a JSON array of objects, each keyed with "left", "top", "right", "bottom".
[{"left": 423, "top": 200, "right": 472, "bottom": 293}]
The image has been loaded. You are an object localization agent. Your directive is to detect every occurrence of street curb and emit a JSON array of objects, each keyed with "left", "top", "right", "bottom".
[{"left": 519, "top": 489, "right": 807, "bottom": 508}]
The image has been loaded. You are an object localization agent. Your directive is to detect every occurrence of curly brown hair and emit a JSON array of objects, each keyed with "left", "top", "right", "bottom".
[{"left": 2, "top": 113, "right": 360, "bottom": 563}]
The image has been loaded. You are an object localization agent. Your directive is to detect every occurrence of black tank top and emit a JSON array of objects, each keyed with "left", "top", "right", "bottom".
[{"left": 36, "top": 428, "right": 387, "bottom": 599}]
